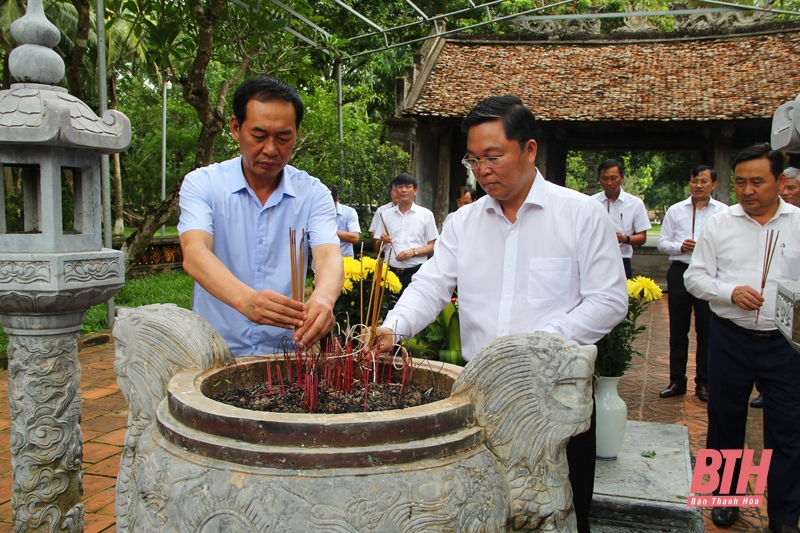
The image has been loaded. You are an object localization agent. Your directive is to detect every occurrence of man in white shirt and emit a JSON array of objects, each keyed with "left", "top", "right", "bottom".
[
  {"left": 373, "top": 173, "right": 438, "bottom": 296},
  {"left": 592, "top": 160, "right": 652, "bottom": 278},
  {"left": 780, "top": 166, "right": 800, "bottom": 207},
  {"left": 375, "top": 95, "right": 628, "bottom": 533},
  {"left": 327, "top": 185, "right": 360, "bottom": 258},
  {"left": 685, "top": 144, "right": 800, "bottom": 533},
  {"left": 657, "top": 165, "right": 727, "bottom": 402},
  {"left": 443, "top": 185, "right": 476, "bottom": 228}
]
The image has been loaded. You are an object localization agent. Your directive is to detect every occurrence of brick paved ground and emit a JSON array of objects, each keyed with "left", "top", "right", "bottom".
[{"left": 0, "top": 297, "right": 781, "bottom": 532}]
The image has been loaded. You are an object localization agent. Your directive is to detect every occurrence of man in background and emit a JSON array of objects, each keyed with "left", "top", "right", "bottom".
[
  {"left": 685, "top": 144, "right": 800, "bottom": 532},
  {"left": 368, "top": 186, "right": 398, "bottom": 240},
  {"left": 328, "top": 185, "right": 360, "bottom": 258},
  {"left": 592, "top": 159, "right": 651, "bottom": 278},
  {"left": 780, "top": 166, "right": 800, "bottom": 207},
  {"left": 657, "top": 165, "right": 726, "bottom": 402},
  {"left": 373, "top": 173, "right": 438, "bottom": 297},
  {"left": 443, "top": 185, "right": 476, "bottom": 227}
]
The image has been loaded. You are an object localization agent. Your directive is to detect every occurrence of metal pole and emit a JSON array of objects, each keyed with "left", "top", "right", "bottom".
[
  {"left": 96, "top": 0, "right": 114, "bottom": 329},
  {"left": 161, "top": 78, "right": 170, "bottom": 236},
  {"left": 336, "top": 61, "right": 344, "bottom": 192}
]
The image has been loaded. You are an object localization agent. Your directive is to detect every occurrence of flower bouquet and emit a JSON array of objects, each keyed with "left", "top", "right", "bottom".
[{"left": 594, "top": 276, "right": 663, "bottom": 378}]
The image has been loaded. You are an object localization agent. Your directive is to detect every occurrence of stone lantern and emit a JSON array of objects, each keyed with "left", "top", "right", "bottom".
[{"left": 0, "top": 0, "right": 131, "bottom": 530}]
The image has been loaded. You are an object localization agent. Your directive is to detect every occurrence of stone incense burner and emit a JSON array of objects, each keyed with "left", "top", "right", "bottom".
[{"left": 112, "top": 304, "right": 596, "bottom": 533}]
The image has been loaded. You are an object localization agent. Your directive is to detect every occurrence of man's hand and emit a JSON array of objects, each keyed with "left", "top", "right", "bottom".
[
  {"left": 731, "top": 285, "right": 764, "bottom": 311},
  {"left": 395, "top": 249, "right": 414, "bottom": 262},
  {"left": 293, "top": 293, "right": 335, "bottom": 348},
  {"left": 241, "top": 289, "right": 306, "bottom": 329},
  {"left": 681, "top": 239, "right": 696, "bottom": 253},
  {"left": 374, "top": 327, "right": 396, "bottom": 352},
  {"left": 379, "top": 233, "right": 393, "bottom": 245},
  {"left": 616, "top": 231, "right": 627, "bottom": 243}
]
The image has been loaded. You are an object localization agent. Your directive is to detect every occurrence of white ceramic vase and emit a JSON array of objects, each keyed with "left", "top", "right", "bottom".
[{"left": 595, "top": 376, "right": 627, "bottom": 460}]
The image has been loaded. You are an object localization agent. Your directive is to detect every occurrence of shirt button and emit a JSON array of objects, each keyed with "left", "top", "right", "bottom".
[
  {"left": 510, "top": 230, "right": 515, "bottom": 235},
  {"left": 501, "top": 328, "right": 505, "bottom": 332},
  {"left": 508, "top": 263, "right": 512, "bottom": 268},
  {"left": 258, "top": 238, "right": 263, "bottom": 244},
  {"left": 257, "top": 267, "right": 262, "bottom": 272},
  {"left": 505, "top": 295, "right": 509, "bottom": 299}
]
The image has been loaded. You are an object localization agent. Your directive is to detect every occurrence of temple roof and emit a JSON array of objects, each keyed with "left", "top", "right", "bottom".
[{"left": 404, "top": 29, "right": 800, "bottom": 122}]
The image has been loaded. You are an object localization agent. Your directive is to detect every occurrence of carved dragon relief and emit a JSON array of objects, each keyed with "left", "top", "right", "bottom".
[{"left": 113, "top": 305, "right": 595, "bottom": 533}]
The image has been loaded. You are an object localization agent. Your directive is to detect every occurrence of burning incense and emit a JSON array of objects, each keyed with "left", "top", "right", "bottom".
[
  {"left": 755, "top": 229, "right": 780, "bottom": 326},
  {"left": 691, "top": 198, "right": 697, "bottom": 240},
  {"left": 289, "top": 227, "right": 306, "bottom": 304}
]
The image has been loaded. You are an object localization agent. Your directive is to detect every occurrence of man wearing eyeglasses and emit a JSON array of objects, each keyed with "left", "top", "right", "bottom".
[
  {"left": 374, "top": 95, "right": 628, "bottom": 532},
  {"left": 657, "top": 165, "right": 726, "bottom": 403}
]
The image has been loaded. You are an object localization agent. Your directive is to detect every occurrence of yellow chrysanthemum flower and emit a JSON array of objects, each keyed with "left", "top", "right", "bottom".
[
  {"left": 342, "top": 257, "right": 364, "bottom": 281},
  {"left": 341, "top": 277, "right": 354, "bottom": 294},
  {"left": 626, "top": 279, "right": 638, "bottom": 298},
  {"left": 384, "top": 270, "right": 403, "bottom": 294},
  {"left": 360, "top": 256, "right": 377, "bottom": 275},
  {"left": 631, "top": 276, "right": 663, "bottom": 303}
]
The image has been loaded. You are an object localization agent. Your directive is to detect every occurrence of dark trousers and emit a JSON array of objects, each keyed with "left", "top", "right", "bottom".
[
  {"left": 622, "top": 257, "right": 632, "bottom": 279},
  {"left": 566, "top": 396, "right": 596, "bottom": 533},
  {"left": 706, "top": 316, "right": 800, "bottom": 525},
  {"left": 667, "top": 261, "right": 711, "bottom": 388},
  {"left": 389, "top": 264, "right": 421, "bottom": 298}
]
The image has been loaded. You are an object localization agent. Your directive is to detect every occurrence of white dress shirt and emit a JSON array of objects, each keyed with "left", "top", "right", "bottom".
[
  {"left": 368, "top": 202, "right": 394, "bottom": 234},
  {"left": 592, "top": 189, "right": 652, "bottom": 258},
  {"left": 383, "top": 171, "right": 629, "bottom": 361},
  {"left": 684, "top": 200, "right": 800, "bottom": 331},
  {"left": 373, "top": 203, "right": 439, "bottom": 268},
  {"left": 657, "top": 196, "right": 727, "bottom": 263}
]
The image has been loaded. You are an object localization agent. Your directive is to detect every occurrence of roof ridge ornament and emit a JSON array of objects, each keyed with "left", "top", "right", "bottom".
[{"left": 8, "top": 0, "right": 65, "bottom": 85}]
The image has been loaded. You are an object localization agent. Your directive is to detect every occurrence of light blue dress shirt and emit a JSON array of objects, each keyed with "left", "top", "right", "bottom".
[
  {"left": 178, "top": 157, "right": 339, "bottom": 356},
  {"left": 336, "top": 203, "right": 361, "bottom": 257}
]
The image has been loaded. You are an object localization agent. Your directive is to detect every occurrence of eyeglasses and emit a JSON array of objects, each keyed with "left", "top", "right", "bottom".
[
  {"left": 461, "top": 146, "right": 519, "bottom": 171},
  {"left": 689, "top": 179, "right": 712, "bottom": 186}
]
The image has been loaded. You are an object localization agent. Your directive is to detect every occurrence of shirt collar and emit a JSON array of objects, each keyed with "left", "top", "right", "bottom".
[
  {"left": 227, "top": 157, "right": 298, "bottom": 207},
  {"left": 730, "top": 198, "right": 794, "bottom": 220},
  {"left": 391, "top": 202, "right": 419, "bottom": 214},
  {"left": 335, "top": 203, "right": 344, "bottom": 216},
  {"left": 484, "top": 169, "right": 546, "bottom": 215}
]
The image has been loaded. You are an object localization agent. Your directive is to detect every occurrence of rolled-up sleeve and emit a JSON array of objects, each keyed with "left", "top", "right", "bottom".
[
  {"left": 657, "top": 206, "right": 682, "bottom": 256},
  {"left": 306, "top": 183, "right": 340, "bottom": 248},
  {"left": 177, "top": 169, "right": 214, "bottom": 236}
]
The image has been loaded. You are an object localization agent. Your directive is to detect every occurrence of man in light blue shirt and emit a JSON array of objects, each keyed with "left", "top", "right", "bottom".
[
  {"left": 327, "top": 185, "right": 361, "bottom": 257},
  {"left": 178, "top": 77, "right": 343, "bottom": 356}
]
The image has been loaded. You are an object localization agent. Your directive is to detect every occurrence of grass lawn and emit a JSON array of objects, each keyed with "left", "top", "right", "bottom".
[
  {"left": 1, "top": 271, "right": 194, "bottom": 354},
  {"left": 647, "top": 223, "right": 661, "bottom": 235}
]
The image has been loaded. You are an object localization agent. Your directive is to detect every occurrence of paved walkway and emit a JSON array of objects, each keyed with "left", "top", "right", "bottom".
[{"left": 0, "top": 297, "right": 774, "bottom": 532}]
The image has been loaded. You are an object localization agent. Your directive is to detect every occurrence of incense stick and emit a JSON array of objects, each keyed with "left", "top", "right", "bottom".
[
  {"left": 691, "top": 198, "right": 697, "bottom": 240},
  {"left": 755, "top": 229, "right": 780, "bottom": 326}
]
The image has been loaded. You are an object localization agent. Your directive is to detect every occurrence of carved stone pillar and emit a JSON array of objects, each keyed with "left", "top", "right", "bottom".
[{"left": 0, "top": 0, "right": 130, "bottom": 531}]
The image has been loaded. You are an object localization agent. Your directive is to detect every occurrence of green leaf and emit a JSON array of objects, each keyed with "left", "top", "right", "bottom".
[{"left": 641, "top": 450, "right": 657, "bottom": 458}]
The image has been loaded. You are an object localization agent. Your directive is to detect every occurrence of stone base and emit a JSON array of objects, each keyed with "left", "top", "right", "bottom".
[{"left": 590, "top": 421, "right": 704, "bottom": 533}]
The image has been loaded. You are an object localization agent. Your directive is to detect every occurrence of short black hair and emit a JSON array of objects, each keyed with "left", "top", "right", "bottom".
[
  {"left": 391, "top": 173, "right": 418, "bottom": 189},
  {"left": 460, "top": 95, "right": 537, "bottom": 149},
  {"left": 232, "top": 76, "right": 304, "bottom": 129},
  {"left": 733, "top": 143, "right": 784, "bottom": 181},
  {"left": 460, "top": 186, "right": 477, "bottom": 200},
  {"left": 691, "top": 165, "right": 717, "bottom": 182},
  {"left": 598, "top": 159, "right": 624, "bottom": 177},
  {"left": 327, "top": 184, "right": 339, "bottom": 203}
]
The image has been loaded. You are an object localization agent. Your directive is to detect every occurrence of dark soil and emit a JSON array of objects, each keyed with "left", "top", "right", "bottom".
[{"left": 211, "top": 377, "right": 450, "bottom": 414}]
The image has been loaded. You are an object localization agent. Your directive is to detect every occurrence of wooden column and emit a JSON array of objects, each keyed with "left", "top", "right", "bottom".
[
  {"left": 433, "top": 124, "right": 452, "bottom": 228},
  {"left": 545, "top": 138, "right": 568, "bottom": 187},
  {"left": 713, "top": 127, "right": 735, "bottom": 205}
]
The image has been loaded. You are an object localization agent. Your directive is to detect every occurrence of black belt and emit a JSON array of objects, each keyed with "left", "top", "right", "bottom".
[
  {"left": 389, "top": 264, "right": 421, "bottom": 276},
  {"left": 713, "top": 315, "right": 783, "bottom": 342}
]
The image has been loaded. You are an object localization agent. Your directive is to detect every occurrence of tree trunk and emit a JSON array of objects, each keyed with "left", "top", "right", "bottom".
[
  {"left": 109, "top": 74, "right": 125, "bottom": 235},
  {"left": 65, "top": 0, "right": 91, "bottom": 101}
]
